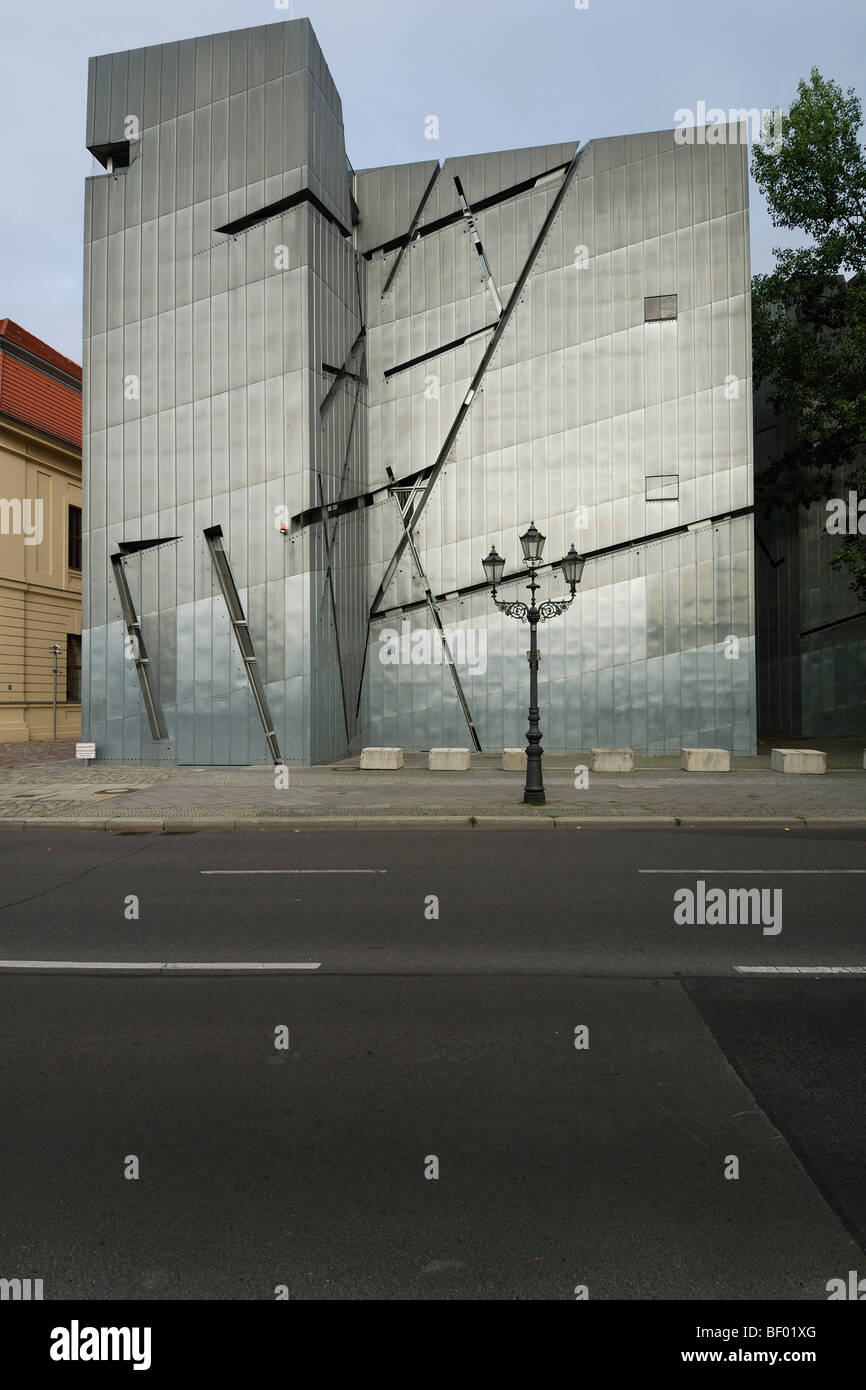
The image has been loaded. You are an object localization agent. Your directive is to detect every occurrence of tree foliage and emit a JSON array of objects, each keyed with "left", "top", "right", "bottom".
[{"left": 751, "top": 70, "right": 866, "bottom": 596}]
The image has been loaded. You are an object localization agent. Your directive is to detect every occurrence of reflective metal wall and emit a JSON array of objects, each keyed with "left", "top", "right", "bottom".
[
  {"left": 83, "top": 19, "right": 365, "bottom": 763},
  {"left": 357, "top": 129, "right": 755, "bottom": 753},
  {"left": 83, "top": 18, "right": 756, "bottom": 762}
]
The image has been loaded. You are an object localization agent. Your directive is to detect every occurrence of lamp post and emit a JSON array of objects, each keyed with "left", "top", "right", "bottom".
[{"left": 482, "top": 526, "right": 585, "bottom": 805}]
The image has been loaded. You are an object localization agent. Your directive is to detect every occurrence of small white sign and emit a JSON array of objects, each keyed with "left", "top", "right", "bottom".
[{"left": 76, "top": 742, "right": 96, "bottom": 760}]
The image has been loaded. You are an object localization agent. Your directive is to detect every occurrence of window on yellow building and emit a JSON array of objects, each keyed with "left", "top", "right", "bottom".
[
  {"left": 68, "top": 506, "right": 82, "bottom": 571},
  {"left": 66, "top": 634, "right": 81, "bottom": 702}
]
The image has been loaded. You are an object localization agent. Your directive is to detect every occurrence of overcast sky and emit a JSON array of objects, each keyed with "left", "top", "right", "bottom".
[{"left": 2, "top": 0, "right": 863, "bottom": 364}]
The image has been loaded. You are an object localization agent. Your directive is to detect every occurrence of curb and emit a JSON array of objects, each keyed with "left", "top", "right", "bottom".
[
  {"left": 802, "top": 817, "right": 866, "bottom": 828},
  {"left": 4, "top": 813, "right": 866, "bottom": 831},
  {"left": 551, "top": 815, "right": 679, "bottom": 828},
  {"left": 674, "top": 816, "right": 807, "bottom": 829}
]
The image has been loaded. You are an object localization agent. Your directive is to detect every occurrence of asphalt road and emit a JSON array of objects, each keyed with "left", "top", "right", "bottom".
[{"left": 0, "top": 826, "right": 864, "bottom": 1300}]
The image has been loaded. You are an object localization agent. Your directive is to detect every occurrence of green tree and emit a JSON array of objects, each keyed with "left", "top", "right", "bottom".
[{"left": 751, "top": 69, "right": 866, "bottom": 597}]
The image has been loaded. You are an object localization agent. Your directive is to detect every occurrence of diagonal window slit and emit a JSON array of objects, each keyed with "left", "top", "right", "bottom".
[
  {"left": 453, "top": 175, "right": 503, "bottom": 317},
  {"left": 216, "top": 188, "right": 351, "bottom": 240},
  {"left": 368, "top": 143, "right": 585, "bottom": 618},
  {"left": 364, "top": 160, "right": 571, "bottom": 260},
  {"left": 381, "top": 164, "right": 441, "bottom": 300},
  {"left": 110, "top": 553, "right": 169, "bottom": 741},
  {"left": 384, "top": 323, "right": 497, "bottom": 380},
  {"left": 320, "top": 329, "right": 366, "bottom": 421},
  {"left": 203, "top": 526, "right": 282, "bottom": 764}
]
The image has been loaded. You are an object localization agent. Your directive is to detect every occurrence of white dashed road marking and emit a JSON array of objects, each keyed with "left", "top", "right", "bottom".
[
  {"left": 0, "top": 960, "right": 322, "bottom": 972},
  {"left": 734, "top": 966, "right": 866, "bottom": 975}
]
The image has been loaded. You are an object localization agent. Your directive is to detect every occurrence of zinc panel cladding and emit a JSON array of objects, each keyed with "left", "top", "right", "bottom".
[
  {"left": 83, "top": 19, "right": 756, "bottom": 764},
  {"left": 357, "top": 122, "right": 754, "bottom": 756}
]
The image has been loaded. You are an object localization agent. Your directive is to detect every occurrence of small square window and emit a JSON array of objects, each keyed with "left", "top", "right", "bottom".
[
  {"left": 646, "top": 474, "right": 679, "bottom": 501},
  {"left": 645, "top": 294, "right": 678, "bottom": 322},
  {"left": 68, "top": 505, "right": 82, "bottom": 570}
]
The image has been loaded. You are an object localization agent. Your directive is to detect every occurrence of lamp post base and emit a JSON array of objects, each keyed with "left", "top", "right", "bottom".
[{"left": 523, "top": 788, "right": 546, "bottom": 805}]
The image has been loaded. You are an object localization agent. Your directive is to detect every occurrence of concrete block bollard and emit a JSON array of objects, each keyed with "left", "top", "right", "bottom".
[
  {"left": 428, "top": 748, "right": 471, "bottom": 771},
  {"left": 360, "top": 747, "right": 404, "bottom": 770},
  {"left": 680, "top": 748, "right": 731, "bottom": 772},
  {"left": 501, "top": 748, "right": 527, "bottom": 771},
  {"left": 591, "top": 747, "right": 634, "bottom": 772},
  {"left": 770, "top": 748, "right": 826, "bottom": 774}
]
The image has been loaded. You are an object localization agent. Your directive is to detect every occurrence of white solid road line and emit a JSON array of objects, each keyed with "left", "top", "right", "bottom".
[
  {"left": 735, "top": 965, "right": 866, "bottom": 974},
  {"left": 640, "top": 869, "right": 866, "bottom": 874},
  {"left": 0, "top": 960, "right": 322, "bottom": 972},
  {"left": 200, "top": 869, "right": 387, "bottom": 874}
]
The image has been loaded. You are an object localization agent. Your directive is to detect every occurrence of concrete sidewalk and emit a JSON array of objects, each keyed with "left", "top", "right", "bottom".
[{"left": 0, "top": 740, "right": 863, "bottom": 829}]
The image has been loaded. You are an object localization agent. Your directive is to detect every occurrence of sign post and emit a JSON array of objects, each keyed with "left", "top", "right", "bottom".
[{"left": 76, "top": 741, "right": 96, "bottom": 769}]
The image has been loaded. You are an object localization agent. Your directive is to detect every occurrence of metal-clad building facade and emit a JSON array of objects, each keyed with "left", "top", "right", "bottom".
[{"left": 83, "top": 18, "right": 756, "bottom": 764}]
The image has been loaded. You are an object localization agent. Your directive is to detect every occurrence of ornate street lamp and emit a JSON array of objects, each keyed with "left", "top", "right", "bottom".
[{"left": 482, "top": 525, "right": 584, "bottom": 805}]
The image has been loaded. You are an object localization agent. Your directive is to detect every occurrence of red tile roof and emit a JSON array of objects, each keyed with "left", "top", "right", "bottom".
[{"left": 0, "top": 319, "right": 82, "bottom": 450}]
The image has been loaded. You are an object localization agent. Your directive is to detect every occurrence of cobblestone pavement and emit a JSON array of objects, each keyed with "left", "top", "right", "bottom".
[
  {"left": 0, "top": 741, "right": 863, "bottom": 822},
  {"left": 0, "top": 739, "right": 79, "bottom": 768}
]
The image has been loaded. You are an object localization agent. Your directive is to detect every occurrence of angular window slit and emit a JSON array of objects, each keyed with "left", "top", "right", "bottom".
[
  {"left": 319, "top": 329, "right": 366, "bottom": 420},
  {"left": 203, "top": 526, "right": 282, "bottom": 764},
  {"left": 364, "top": 160, "right": 571, "bottom": 260},
  {"left": 383, "top": 324, "right": 497, "bottom": 380},
  {"left": 110, "top": 553, "right": 169, "bottom": 742},
  {"left": 381, "top": 164, "right": 441, "bottom": 300},
  {"left": 453, "top": 175, "right": 503, "bottom": 317},
  {"left": 216, "top": 188, "right": 351, "bottom": 240}
]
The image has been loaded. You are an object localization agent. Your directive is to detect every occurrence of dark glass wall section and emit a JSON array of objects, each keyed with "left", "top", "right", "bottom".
[{"left": 755, "top": 384, "right": 866, "bottom": 737}]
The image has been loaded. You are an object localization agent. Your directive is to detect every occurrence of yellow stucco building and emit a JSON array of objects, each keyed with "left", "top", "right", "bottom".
[{"left": 0, "top": 319, "right": 82, "bottom": 743}]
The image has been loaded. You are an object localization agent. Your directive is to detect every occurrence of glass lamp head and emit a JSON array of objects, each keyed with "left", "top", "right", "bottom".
[
  {"left": 482, "top": 546, "right": 506, "bottom": 588},
  {"left": 519, "top": 522, "right": 545, "bottom": 566},
  {"left": 561, "top": 543, "right": 585, "bottom": 591}
]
